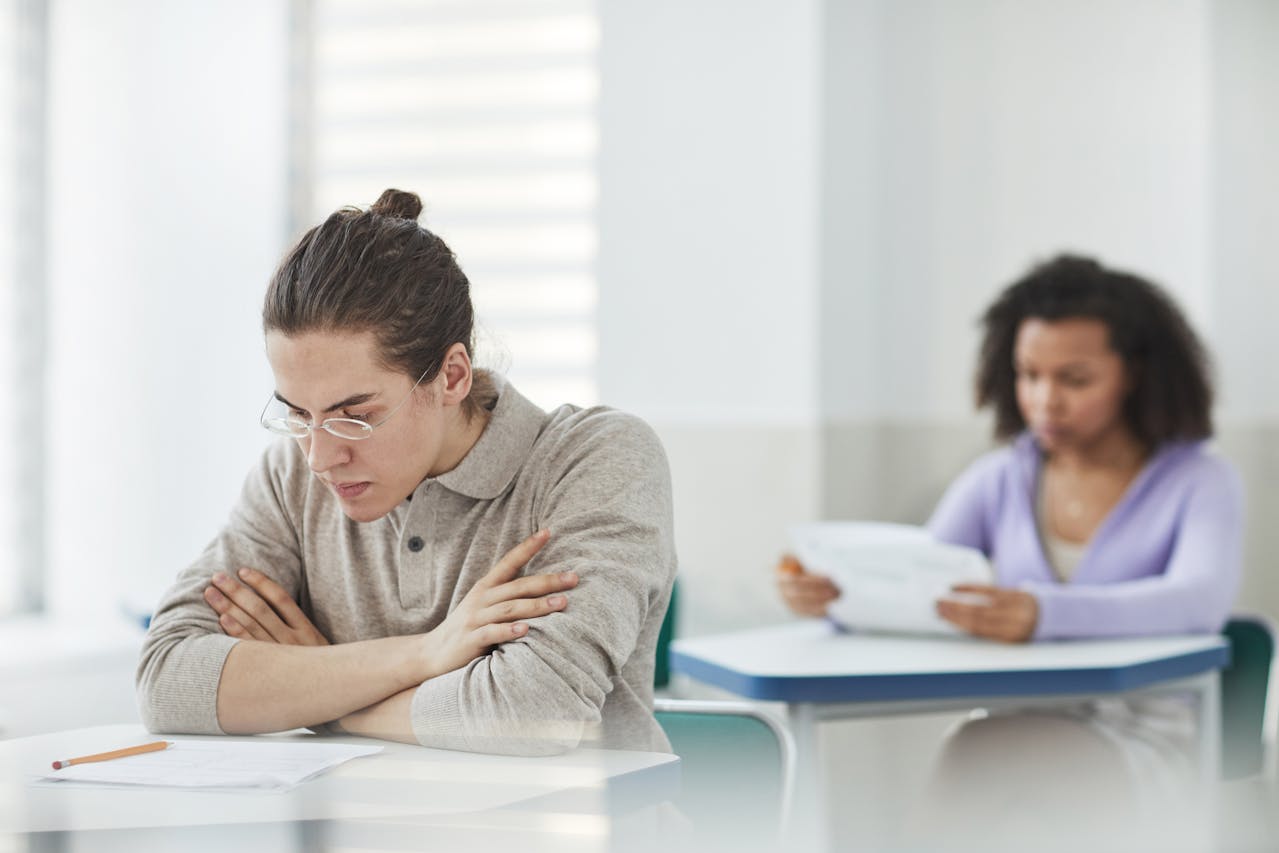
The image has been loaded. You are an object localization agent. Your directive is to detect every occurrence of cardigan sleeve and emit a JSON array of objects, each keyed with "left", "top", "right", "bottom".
[
  {"left": 926, "top": 450, "right": 1004, "bottom": 555},
  {"left": 1024, "top": 455, "right": 1244, "bottom": 640},
  {"left": 407, "top": 411, "right": 676, "bottom": 755},
  {"left": 135, "top": 441, "right": 307, "bottom": 734}
]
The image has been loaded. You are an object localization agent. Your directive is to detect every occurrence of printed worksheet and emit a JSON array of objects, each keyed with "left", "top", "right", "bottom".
[
  {"left": 38, "top": 740, "right": 382, "bottom": 792},
  {"left": 788, "top": 522, "right": 995, "bottom": 636}
]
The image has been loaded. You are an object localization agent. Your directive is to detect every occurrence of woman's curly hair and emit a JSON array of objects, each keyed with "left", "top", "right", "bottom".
[{"left": 976, "top": 254, "right": 1214, "bottom": 446}]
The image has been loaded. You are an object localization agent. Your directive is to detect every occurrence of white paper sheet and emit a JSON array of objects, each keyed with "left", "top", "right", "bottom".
[
  {"left": 37, "top": 739, "right": 383, "bottom": 792},
  {"left": 789, "top": 521, "right": 995, "bottom": 636}
]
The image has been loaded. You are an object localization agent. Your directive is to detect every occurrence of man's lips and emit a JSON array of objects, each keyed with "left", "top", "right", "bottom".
[{"left": 329, "top": 481, "right": 371, "bottom": 499}]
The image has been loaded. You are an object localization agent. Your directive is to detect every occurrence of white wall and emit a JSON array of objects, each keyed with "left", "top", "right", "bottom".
[
  {"left": 598, "top": 0, "right": 826, "bottom": 632},
  {"left": 46, "top": 0, "right": 290, "bottom": 619},
  {"left": 1210, "top": 0, "right": 1279, "bottom": 422},
  {"left": 599, "top": 0, "right": 1279, "bottom": 637},
  {"left": 598, "top": 0, "right": 822, "bottom": 428},
  {"left": 821, "top": 0, "right": 1215, "bottom": 422}
]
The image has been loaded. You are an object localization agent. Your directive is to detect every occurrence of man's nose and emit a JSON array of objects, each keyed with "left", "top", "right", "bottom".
[{"left": 305, "top": 427, "right": 350, "bottom": 473}]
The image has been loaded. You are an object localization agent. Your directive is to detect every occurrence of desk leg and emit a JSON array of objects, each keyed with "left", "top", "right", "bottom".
[
  {"left": 1193, "top": 669, "right": 1222, "bottom": 784},
  {"left": 1182, "top": 669, "right": 1222, "bottom": 852},
  {"left": 785, "top": 703, "right": 828, "bottom": 853}
]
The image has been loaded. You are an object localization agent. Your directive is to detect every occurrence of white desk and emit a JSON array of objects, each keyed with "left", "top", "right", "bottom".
[
  {"left": 0, "top": 724, "right": 680, "bottom": 853},
  {"left": 671, "top": 621, "right": 1229, "bottom": 850}
]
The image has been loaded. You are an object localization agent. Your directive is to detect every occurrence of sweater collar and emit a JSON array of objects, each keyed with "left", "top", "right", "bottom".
[
  {"left": 1012, "top": 430, "right": 1201, "bottom": 582},
  {"left": 424, "top": 376, "right": 548, "bottom": 501},
  {"left": 1012, "top": 430, "right": 1199, "bottom": 485}
]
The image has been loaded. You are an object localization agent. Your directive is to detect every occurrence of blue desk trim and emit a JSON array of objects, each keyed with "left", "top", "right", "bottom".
[{"left": 670, "top": 644, "right": 1229, "bottom": 703}]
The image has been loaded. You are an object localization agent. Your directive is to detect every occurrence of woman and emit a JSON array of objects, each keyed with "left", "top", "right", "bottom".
[
  {"left": 778, "top": 254, "right": 1243, "bottom": 847},
  {"left": 137, "top": 189, "right": 677, "bottom": 756},
  {"left": 779, "top": 254, "right": 1242, "bottom": 642}
]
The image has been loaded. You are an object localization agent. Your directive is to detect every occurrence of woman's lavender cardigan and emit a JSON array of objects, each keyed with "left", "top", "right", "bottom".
[{"left": 927, "top": 433, "right": 1244, "bottom": 641}]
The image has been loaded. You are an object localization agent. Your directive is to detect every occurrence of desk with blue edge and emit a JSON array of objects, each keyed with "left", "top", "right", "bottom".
[{"left": 671, "top": 621, "right": 1229, "bottom": 851}]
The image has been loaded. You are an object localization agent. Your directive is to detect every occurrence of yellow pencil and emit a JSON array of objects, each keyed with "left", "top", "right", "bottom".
[{"left": 52, "top": 740, "right": 170, "bottom": 770}]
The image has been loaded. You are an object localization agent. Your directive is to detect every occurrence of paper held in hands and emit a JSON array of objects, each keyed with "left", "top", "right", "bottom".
[
  {"left": 788, "top": 521, "right": 995, "bottom": 637},
  {"left": 38, "top": 739, "right": 383, "bottom": 792}
]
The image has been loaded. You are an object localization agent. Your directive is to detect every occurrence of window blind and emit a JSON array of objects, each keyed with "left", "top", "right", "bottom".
[{"left": 302, "top": 0, "right": 599, "bottom": 409}]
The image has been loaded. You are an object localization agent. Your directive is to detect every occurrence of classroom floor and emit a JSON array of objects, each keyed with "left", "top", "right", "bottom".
[{"left": 821, "top": 713, "right": 1278, "bottom": 852}]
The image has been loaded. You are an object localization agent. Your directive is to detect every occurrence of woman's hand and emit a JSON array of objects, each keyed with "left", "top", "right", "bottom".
[
  {"left": 421, "top": 529, "right": 578, "bottom": 678},
  {"left": 936, "top": 584, "right": 1039, "bottom": 643},
  {"left": 776, "top": 554, "right": 840, "bottom": 618},
  {"left": 204, "top": 567, "right": 331, "bottom": 645}
]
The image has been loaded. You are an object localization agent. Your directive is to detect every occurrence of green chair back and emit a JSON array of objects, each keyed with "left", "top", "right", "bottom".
[
  {"left": 654, "top": 578, "right": 678, "bottom": 689},
  {"left": 652, "top": 579, "right": 789, "bottom": 846},
  {"left": 1221, "top": 616, "right": 1274, "bottom": 779},
  {"left": 655, "top": 703, "right": 788, "bottom": 848}
]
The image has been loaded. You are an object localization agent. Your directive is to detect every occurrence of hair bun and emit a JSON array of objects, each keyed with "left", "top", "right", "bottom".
[{"left": 371, "top": 188, "right": 423, "bottom": 221}]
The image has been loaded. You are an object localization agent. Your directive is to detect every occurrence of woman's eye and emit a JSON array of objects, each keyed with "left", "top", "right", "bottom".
[
  {"left": 289, "top": 409, "right": 309, "bottom": 420},
  {"left": 344, "top": 411, "right": 372, "bottom": 422}
]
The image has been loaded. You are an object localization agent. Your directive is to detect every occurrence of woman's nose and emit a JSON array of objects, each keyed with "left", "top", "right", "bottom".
[
  {"left": 1039, "top": 380, "right": 1065, "bottom": 412},
  {"left": 1026, "top": 379, "right": 1062, "bottom": 414}
]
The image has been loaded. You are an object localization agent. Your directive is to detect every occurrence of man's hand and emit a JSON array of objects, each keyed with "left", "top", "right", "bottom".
[
  {"left": 205, "top": 529, "right": 580, "bottom": 685},
  {"left": 936, "top": 584, "right": 1039, "bottom": 643},
  {"left": 204, "top": 568, "right": 330, "bottom": 646},
  {"left": 776, "top": 554, "right": 841, "bottom": 618},
  {"left": 421, "top": 529, "right": 578, "bottom": 678},
  {"left": 199, "top": 531, "right": 575, "bottom": 738}
]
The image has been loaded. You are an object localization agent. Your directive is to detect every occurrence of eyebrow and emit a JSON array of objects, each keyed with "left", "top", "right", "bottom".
[
  {"left": 274, "top": 391, "right": 379, "bottom": 414},
  {"left": 1014, "top": 361, "right": 1096, "bottom": 376}
]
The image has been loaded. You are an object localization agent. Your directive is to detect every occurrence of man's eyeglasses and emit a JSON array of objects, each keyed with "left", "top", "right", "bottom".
[{"left": 259, "top": 367, "right": 432, "bottom": 441}]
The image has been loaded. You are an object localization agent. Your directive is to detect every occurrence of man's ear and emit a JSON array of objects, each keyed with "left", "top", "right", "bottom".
[{"left": 439, "top": 342, "right": 474, "bottom": 405}]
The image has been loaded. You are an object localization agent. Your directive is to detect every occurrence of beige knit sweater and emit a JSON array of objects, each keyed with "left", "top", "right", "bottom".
[{"left": 136, "top": 378, "right": 676, "bottom": 755}]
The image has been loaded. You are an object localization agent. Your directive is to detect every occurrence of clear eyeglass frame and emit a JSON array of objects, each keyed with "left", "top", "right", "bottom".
[{"left": 259, "top": 367, "right": 432, "bottom": 441}]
